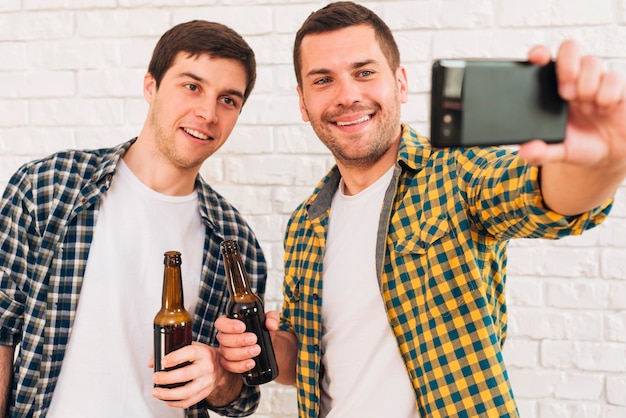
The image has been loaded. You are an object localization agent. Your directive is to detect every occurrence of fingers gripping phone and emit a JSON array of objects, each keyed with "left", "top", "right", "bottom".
[{"left": 429, "top": 60, "right": 568, "bottom": 147}]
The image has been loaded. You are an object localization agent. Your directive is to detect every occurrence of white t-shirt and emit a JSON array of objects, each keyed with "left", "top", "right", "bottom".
[
  {"left": 47, "top": 159, "right": 204, "bottom": 418},
  {"left": 320, "top": 166, "right": 420, "bottom": 418}
]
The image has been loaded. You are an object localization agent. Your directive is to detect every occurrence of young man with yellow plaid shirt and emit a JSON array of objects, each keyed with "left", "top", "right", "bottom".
[{"left": 216, "top": 2, "right": 626, "bottom": 417}]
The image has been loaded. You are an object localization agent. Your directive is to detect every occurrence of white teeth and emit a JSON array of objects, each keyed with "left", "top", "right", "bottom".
[
  {"left": 183, "top": 127, "right": 210, "bottom": 140},
  {"left": 336, "top": 115, "right": 370, "bottom": 127}
]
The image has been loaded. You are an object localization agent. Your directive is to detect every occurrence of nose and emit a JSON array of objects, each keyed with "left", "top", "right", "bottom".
[
  {"left": 334, "top": 77, "right": 362, "bottom": 107},
  {"left": 195, "top": 98, "right": 218, "bottom": 123}
]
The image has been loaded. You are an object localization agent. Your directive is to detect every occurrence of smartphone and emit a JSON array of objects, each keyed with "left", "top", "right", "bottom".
[{"left": 429, "top": 59, "right": 568, "bottom": 147}]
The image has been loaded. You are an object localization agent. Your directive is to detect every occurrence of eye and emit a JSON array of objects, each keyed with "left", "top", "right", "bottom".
[
  {"left": 184, "top": 83, "right": 199, "bottom": 92},
  {"left": 357, "top": 70, "right": 374, "bottom": 78},
  {"left": 220, "top": 96, "right": 240, "bottom": 109},
  {"left": 313, "top": 77, "right": 332, "bottom": 85}
]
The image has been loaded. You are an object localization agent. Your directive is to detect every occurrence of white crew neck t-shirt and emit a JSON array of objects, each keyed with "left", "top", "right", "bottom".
[
  {"left": 47, "top": 159, "right": 204, "bottom": 418},
  {"left": 320, "top": 166, "right": 420, "bottom": 418}
]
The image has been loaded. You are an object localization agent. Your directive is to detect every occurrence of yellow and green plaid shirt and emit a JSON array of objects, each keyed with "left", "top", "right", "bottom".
[{"left": 279, "top": 124, "right": 611, "bottom": 418}]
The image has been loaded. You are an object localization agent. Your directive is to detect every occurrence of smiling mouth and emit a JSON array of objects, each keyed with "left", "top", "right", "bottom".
[
  {"left": 183, "top": 127, "right": 213, "bottom": 141},
  {"left": 335, "top": 115, "right": 371, "bottom": 127}
]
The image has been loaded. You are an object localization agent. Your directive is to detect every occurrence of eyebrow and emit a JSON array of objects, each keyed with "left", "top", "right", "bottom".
[
  {"left": 304, "top": 59, "right": 379, "bottom": 79},
  {"left": 179, "top": 71, "right": 245, "bottom": 100}
]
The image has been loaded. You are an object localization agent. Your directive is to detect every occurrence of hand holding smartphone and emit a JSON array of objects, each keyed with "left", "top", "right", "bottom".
[{"left": 430, "top": 60, "right": 568, "bottom": 147}]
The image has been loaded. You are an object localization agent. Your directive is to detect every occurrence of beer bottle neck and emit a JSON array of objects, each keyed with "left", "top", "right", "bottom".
[
  {"left": 162, "top": 252, "right": 185, "bottom": 310},
  {"left": 162, "top": 266, "right": 185, "bottom": 309},
  {"left": 221, "top": 240, "right": 254, "bottom": 299}
]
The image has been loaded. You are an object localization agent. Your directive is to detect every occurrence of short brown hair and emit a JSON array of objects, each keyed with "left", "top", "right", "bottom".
[
  {"left": 293, "top": 1, "right": 400, "bottom": 87},
  {"left": 148, "top": 20, "right": 256, "bottom": 104}
]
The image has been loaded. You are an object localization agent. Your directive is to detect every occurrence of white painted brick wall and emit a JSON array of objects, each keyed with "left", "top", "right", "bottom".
[{"left": 1, "top": 1, "right": 625, "bottom": 417}]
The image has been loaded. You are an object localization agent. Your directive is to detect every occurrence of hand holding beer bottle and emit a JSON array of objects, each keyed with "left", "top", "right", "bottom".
[
  {"left": 220, "top": 240, "right": 279, "bottom": 385},
  {"left": 153, "top": 251, "right": 193, "bottom": 388}
]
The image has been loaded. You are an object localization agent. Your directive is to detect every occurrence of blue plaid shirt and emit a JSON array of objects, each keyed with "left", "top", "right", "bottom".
[{"left": 0, "top": 139, "right": 266, "bottom": 417}]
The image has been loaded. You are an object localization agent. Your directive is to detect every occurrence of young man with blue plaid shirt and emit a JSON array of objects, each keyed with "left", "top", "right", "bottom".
[{"left": 0, "top": 20, "right": 266, "bottom": 418}]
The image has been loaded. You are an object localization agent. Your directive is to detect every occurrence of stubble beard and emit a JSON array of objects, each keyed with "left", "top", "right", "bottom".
[
  {"left": 149, "top": 102, "right": 206, "bottom": 172},
  {"left": 307, "top": 98, "right": 402, "bottom": 170}
]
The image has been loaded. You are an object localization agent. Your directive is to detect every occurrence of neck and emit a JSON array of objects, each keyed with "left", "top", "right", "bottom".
[
  {"left": 337, "top": 142, "right": 399, "bottom": 196},
  {"left": 123, "top": 137, "right": 198, "bottom": 196}
]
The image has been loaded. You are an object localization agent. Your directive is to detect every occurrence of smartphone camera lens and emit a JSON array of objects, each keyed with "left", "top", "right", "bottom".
[{"left": 442, "top": 113, "right": 454, "bottom": 137}]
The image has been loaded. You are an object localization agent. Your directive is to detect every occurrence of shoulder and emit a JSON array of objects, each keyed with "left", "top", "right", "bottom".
[
  {"left": 11, "top": 141, "right": 130, "bottom": 185},
  {"left": 4, "top": 141, "right": 130, "bottom": 202}
]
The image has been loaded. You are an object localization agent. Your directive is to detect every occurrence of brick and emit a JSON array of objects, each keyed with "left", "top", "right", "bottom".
[
  {"left": 0, "top": 100, "right": 27, "bottom": 127},
  {"left": 247, "top": 34, "right": 294, "bottom": 66},
  {"left": 601, "top": 249, "right": 626, "bottom": 279},
  {"left": 507, "top": 368, "right": 559, "bottom": 397},
  {"left": 0, "top": 71, "right": 75, "bottom": 99},
  {"left": 272, "top": 65, "right": 297, "bottom": 96},
  {"left": 433, "top": 30, "right": 495, "bottom": 58},
  {"left": 173, "top": 6, "right": 272, "bottom": 36},
  {"left": 30, "top": 99, "right": 125, "bottom": 126},
  {"left": 553, "top": 0, "right": 612, "bottom": 25},
  {"left": 0, "top": 12, "right": 73, "bottom": 41},
  {"left": 28, "top": 40, "right": 121, "bottom": 70},
  {"left": 508, "top": 308, "right": 604, "bottom": 340},
  {"left": 541, "top": 341, "right": 626, "bottom": 372},
  {"left": 274, "top": 126, "right": 332, "bottom": 155},
  {"left": 125, "top": 99, "right": 148, "bottom": 126},
  {"left": 0, "top": 43, "right": 27, "bottom": 70},
  {"left": 539, "top": 401, "right": 603, "bottom": 418},
  {"left": 502, "top": 338, "right": 540, "bottom": 367},
  {"left": 608, "top": 406, "right": 626, "bottom": 418},
  {"left": 24, "top": 0, "right": 116, "bottom": 9},
  {"left": 607, "top": 375, "right": 626, "bottom": 406},
  {"left": 498, "top": 0, "right": 553, "bottom": 27},
  {"left": 553, "top": 372, "right": 603, "bottom": 400},
  {"left": 437, "top": 0, "right": 495, "bottom": 29},
  {"left": 76, "top": 10, "right": 170, "bottom": 38},
  {"left": 119, "top": 38, "right": 155, "bottom": 68},
  {"left": 541, "top": 248, "right": 600, "bottom": 278},
  {"left": 545, "top": 280, "right": 610, "bottom": 309},
  {"left": 78, "top": 69, "right": 144, "bottom": 98},
  {"left": 0, "top": 128, "right": 75, "bottom": 155},
  {"left": 274, "top": 4, "right": 320, "bottom": 34},
  {"left": 0, "top": 0, "right": 20, "bottom": 11},
  {"left": 219, "top": 126, "right": 273, "bottom": 155},
  {"left": 606, "top": 312, "right": 626, "bottom": 343},
  {"left": 382, "top": 0, "right": 436, "bottom": 30},
  {"left": 211, "top": 185, "right": 273, "bottom": 215},
  {"left": 75, "top": 127, "right": 140, "bottom": 150},
  {"left": 239, "top": 95, "right": 302, "bottom": 126},
  {"left": 117, "top": 0, "right": 216, "bottom": 6}
]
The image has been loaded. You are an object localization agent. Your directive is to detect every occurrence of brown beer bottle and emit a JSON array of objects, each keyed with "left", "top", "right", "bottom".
[
  {"left": 220, "top": 239, "right": 279, "bottom": 385},
  {"left": 153, "top": 251, "right": 192, "bottom": 388}
]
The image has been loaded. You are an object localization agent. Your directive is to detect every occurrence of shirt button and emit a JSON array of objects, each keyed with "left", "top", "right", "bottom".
[
  {"left": 312, "top": 293, "right": 319, "bottom": 301},
  {"left": 313, "top": 344, "right": 319, "bottom": 352}
]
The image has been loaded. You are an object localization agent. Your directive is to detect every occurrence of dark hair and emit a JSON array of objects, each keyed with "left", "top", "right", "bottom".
[
  {"left": 148, "top": 20, "right": 256, "bottom": 104},
  {"left": 293, "top": 1, "right": 400, "bottom": 87}
]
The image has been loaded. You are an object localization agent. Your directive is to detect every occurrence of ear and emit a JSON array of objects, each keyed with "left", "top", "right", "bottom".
[
  {"left": 143, "top": 73, "right": 157, "bottom": 103},
  {"left": 396, "top": 66, "right": 409, "bottom": 104},
  {"left": 296, "top": 86, "right": 310, "bottom": 122}
]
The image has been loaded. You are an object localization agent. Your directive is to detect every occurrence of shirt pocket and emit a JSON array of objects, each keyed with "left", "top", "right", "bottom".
[
  {"left": 394, "top": 213, "right": 450, "bottom": 254},
  {"left": 393, "top": 213, "right": 479, "bottom": 319}
]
